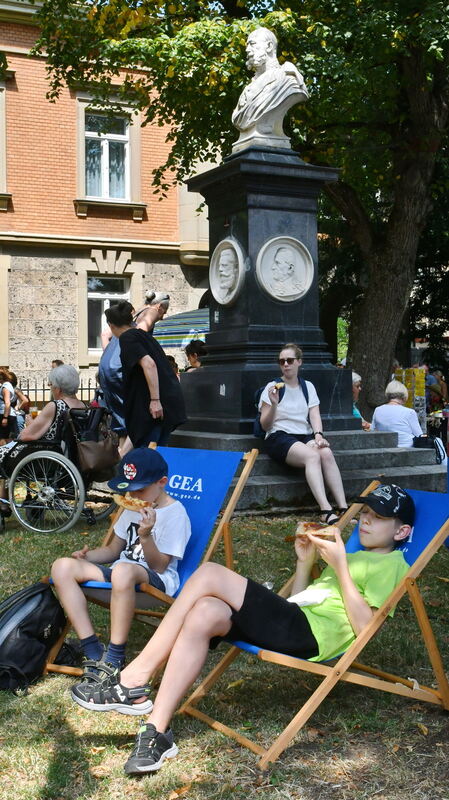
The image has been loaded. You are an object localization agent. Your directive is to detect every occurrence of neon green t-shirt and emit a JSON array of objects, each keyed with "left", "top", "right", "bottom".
[{"left": 300, "top": 550, "right": 409, "bottom": 662}]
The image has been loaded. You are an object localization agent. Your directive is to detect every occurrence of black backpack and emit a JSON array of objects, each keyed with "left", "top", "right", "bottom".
[
  {"left": 253, "top": 377, "right": 310, "bottom": 439},
  {"left": 0, "top": 582, "right": 66, "bottom": 694}
]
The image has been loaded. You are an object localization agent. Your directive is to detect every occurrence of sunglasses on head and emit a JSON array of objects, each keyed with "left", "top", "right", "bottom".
[{"left": 278, "top": 357, "right": 296, "bottom": 365}]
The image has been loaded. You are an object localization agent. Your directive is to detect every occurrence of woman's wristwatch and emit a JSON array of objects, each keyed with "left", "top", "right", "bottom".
[{"left": 313, "top": 431, "right": 323, "bottom": 438}]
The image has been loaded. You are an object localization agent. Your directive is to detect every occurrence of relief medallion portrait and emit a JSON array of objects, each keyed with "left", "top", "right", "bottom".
[
  {"left": 209, "top": 239, "right": 246, "bottom": 306},
  {"left": 256, "top": 237, "right": 314, "bottom": 302}
]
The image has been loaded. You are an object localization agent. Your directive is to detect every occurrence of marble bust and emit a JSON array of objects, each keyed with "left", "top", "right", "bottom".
[{"left": 231, "top": 28, "right": 308, "bottom": 152}]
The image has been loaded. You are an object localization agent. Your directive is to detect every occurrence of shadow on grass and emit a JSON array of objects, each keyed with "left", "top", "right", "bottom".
[{"left": 0, "top": 693, "right": 130, "bottom": 800}]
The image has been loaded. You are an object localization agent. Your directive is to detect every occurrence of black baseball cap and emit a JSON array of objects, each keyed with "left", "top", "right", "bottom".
[
  {"left": 354, "top": 484, "right": 415, "bottom": 526},
  {"left": 108, "top": 447, "right": 168, "bottom": 492}
]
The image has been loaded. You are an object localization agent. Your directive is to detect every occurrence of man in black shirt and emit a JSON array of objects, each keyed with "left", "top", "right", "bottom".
[{"left": 105, "top": 302, "right": 186, "bottom": 447}]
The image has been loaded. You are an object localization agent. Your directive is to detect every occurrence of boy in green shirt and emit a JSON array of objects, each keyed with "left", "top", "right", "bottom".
[{"left": 71, "top": 483, "right": 414, "bottom": 775}]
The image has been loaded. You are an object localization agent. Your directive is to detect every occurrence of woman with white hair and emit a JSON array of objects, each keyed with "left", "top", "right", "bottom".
[
  {"left": 0, "top": 366, "right": 85, "bottom": 516},
  {"left": 371, "top": 380, "right": 424, "bottom": 447}
]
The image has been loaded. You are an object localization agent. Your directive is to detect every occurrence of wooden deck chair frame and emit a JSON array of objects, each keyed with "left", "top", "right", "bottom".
[
  {"left": 43, "top": 447, "right": 258, "bottom": 678},
  {"left": 179, "top": 480, "right": 449, "bottom": 770}
]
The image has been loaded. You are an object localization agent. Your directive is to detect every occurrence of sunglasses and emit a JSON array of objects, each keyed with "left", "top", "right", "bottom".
[{"left": 278, "top": 357, "right": 297, "bottom": 365}]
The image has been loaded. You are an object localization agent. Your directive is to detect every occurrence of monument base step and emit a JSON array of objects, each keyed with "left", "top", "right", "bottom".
[
  {"left": 169, "top": 427, "right": 447, "bottom": 511},
  {"left": 235, "top": 464, "right": 447, "bottom": 511}
]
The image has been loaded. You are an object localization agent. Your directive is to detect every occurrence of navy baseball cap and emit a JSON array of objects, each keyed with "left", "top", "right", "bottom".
[
  {"left": 108, "top": 448, "right": 168, "bottom": 492},
  {"left": 354, "top": 484, "right": 415, "bottom": 526}
]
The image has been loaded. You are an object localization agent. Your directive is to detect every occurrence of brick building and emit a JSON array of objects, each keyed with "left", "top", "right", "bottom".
[{"left": 0, "top": 0, "right": 209, "bottom": 383}]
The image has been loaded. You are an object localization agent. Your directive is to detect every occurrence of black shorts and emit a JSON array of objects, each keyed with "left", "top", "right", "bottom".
[
  {"left": 96, "top": 563, "right": 166, "bottom": 592},
  {"left": 211, "top": 578, "right": 318, "bottom": 659},
  {"left": 264, "top": 431, "right": 314, "bottom": 464},
  {"left": 0, "top": 417, "right": 19, "bottom": 440}
]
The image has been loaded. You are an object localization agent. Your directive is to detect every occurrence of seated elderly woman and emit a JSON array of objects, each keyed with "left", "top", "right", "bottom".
[
  {"left": 0, "top": 364, "right": 85, "bottom": 470},
  {"left": 371, "top": 380, "right": 424, "bottom": 447},
  {"left": 0, "top": 365, "right": 85, "bottom": 517}
]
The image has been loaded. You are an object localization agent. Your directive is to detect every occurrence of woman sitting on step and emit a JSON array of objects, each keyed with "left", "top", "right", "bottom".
[{"left": 258, "top": 343, "right": 347, "bottom": 525}]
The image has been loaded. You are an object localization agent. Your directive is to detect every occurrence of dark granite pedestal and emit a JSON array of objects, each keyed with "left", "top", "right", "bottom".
[{"left": 180, "top": 146, "right": 358, "bottom": 434}]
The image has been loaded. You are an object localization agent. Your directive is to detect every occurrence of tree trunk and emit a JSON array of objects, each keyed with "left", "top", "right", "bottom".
[
  {"left": 349, "top": 245, "right": 416, "bottom": 419},
  {"left": 329, "top": 49, "right": 449, "bottom": 419}
]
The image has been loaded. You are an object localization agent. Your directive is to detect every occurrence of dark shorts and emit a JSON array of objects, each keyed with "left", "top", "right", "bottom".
[
  {"left": 0, "top": 417, "right": 19, "bottom": 440},
  {"left": 264, "top": 431, "right": 314, "bottom": 464},
  {"left": 95, "top": 562, "right": 166, "bottom": 592},
  {"left": 211, "top": 578, "right": 319, "bottom": 659}
]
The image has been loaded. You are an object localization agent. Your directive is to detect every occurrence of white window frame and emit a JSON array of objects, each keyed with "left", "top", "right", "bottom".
[
  {"left": 87, "top": 275, "right": 130, "bottom": 354},
  {"left": 84, "top": 112, "right": 130, "bottom": 201},
  {"left": 76, "top": 94, "right": 142, "bottom": 209},
  {"left": 0, "top": 83, "right": 6, "bottom": 194}
]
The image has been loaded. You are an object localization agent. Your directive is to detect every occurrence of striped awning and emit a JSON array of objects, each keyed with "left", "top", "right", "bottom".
[{"left": 153, "top": 308, "right": 209, "bottom": 348}]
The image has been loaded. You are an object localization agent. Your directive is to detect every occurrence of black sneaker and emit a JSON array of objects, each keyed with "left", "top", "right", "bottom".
[{"left": 124, "top": 723, "right": 178, "bottom": 774}]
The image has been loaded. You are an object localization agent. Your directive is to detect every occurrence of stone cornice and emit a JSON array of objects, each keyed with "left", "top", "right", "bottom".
[
  {"left": 0, "top": 0, "right": 39, "bottom": 24},
  {"left": 0, "top": 230, "right": 181, "bottom": 252}
]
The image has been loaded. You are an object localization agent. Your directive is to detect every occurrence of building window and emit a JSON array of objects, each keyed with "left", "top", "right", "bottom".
[
  {"left": 87, "top": 275, "right": 130, "bottom": 350},
  {"left": 85, "top": 113, "right": 129, "bottom": 200}
]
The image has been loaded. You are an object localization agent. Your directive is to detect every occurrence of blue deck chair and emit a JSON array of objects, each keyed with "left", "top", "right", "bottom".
[
  {"left": 180, "top": 482, "right": 449, "bottom": 770},
  {"left": 44, "top": 447, "right": 258, "bottom": 677}
]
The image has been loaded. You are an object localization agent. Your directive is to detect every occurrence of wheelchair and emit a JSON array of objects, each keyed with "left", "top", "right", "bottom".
[{"left": 0, "top": 407, "right": 118, "bottom": 534}]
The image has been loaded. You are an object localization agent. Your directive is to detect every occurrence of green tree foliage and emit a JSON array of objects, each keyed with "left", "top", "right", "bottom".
[
  {"left": 0, "top": 51, "right": 7, "bottom": 80},
  {"left": 410, "top": 148, "right": 449, "bottom": 369},
  {"left": 35, "top": 0, "right": 449, "bottom": 413}
]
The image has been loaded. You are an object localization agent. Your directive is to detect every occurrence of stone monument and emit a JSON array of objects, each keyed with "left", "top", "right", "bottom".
[{"left": 180, "top": 29, "right": 356, "bottom": 435}]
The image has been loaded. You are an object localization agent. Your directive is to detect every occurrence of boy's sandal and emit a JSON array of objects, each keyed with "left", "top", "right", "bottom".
[
  {"left": 80, "top": 657, "right": 119, "bottom": 685},
  {"left": 71, "top": 677, "right": 153, "bottom": 716},
  {"left": 320, "top": 510, "right": 340, "bottom": 525}
]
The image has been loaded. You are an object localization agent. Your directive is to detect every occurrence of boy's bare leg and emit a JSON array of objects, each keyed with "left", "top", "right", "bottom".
[
  {"left": 148, "top": 596, "right": 233, "bottom": 732},
  {"left": 51, "top": 558, "right": 107, "bottom": 639},
  {"left": 119, "top": 563, "right": 247, "bottom": 689},
  {"left": 109, "top": 562, "right": 150, "bottom": 644}
]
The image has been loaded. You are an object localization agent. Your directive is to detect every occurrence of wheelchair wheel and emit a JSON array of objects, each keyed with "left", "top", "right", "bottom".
[
  {"left": 83, "top": 480, "right": 117, "bottom": 522},
  {"left": 8, "top": 450, "right": 85, "bottom": 533}
]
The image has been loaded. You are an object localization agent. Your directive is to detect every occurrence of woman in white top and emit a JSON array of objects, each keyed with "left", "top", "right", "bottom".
[
  {"left": 371, "top": 380, "right": 423, "bottom": 447},
  {"left": 259, "top": 343, "right": 347, "bottom": 524}
]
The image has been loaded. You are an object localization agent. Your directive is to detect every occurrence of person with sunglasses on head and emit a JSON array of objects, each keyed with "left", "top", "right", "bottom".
[
  {"left": 98, "top": 291, "right": 172, "bottom": 456},
  {"left": 258, "top": 343, "right": 347, "bottom": 524},
  {"left": 105, "top": 301, "right": 186, "bottom": 453}
]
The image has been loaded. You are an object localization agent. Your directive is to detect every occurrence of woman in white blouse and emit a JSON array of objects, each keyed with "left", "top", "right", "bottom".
[
  {"left": 371, "top": 380, "right": 423, "bottom": 447},
  {"left": 259, "top": 343, "right": 347, "bottom": 524}
]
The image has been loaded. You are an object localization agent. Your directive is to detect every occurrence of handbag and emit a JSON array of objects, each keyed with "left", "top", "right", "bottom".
[
  {"left": 67, "top": 411, "right": 120, "bottom": 480},
  {"left": 413, "top": 435, "right": 447, "bottom": 465}
]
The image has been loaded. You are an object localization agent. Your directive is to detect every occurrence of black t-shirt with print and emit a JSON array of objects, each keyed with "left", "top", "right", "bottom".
[{"left": 119, "top": 328, "right": 186, "bottom": 445}]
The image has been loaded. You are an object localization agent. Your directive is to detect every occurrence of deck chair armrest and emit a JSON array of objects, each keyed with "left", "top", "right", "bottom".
[{"left": 137, "top": 582, "right": 174, "bottom": 605}]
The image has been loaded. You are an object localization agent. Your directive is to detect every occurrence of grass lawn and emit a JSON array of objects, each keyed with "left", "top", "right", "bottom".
[{"left": 0, "top": 511, "right": 448, "bottom": 800}]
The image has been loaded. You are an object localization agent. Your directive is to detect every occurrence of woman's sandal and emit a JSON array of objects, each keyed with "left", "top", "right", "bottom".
[{"left": 320, "top": 509, "right": 340, "bottom": 525}]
